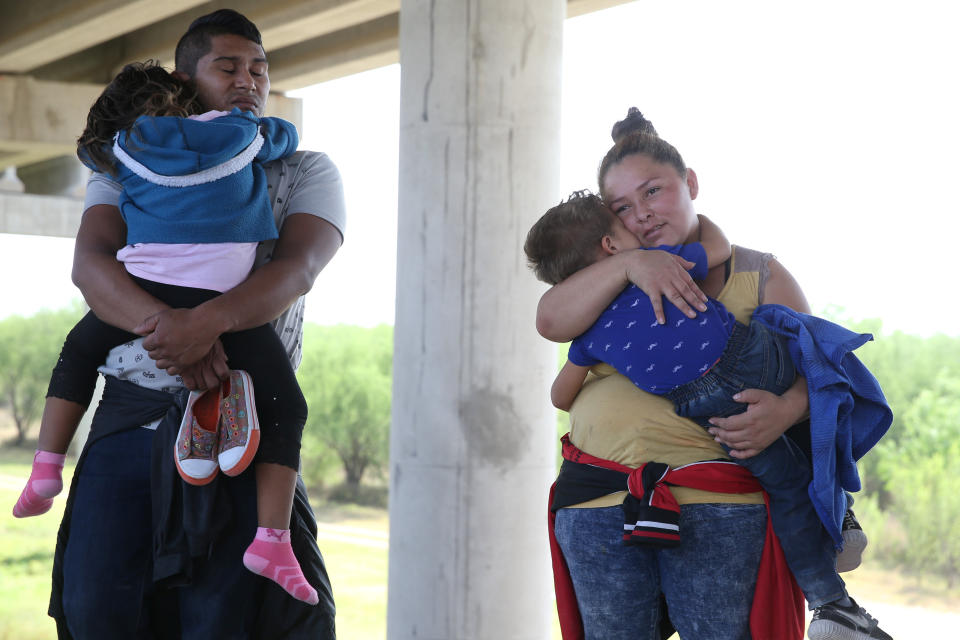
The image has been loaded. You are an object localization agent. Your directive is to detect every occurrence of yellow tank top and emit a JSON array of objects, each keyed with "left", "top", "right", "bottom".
[{"left": 567, "top": 246, "right": 774, "bottom": 507}]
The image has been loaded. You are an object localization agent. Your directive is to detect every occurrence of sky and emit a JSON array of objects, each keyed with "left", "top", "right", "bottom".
[{"left": 1, "top": 0, "right": 958, "bottom": 337}]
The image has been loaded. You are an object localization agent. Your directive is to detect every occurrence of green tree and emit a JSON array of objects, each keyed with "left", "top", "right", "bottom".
[
  {"left": 821, "top": 309, "right": 960, "bottom": 502},
  {"left": 882, "top": 377, "right": 960, "bottom": 586},
  {"left": 297, "top": 324, "right": 392, "bottom": 494},
  {"left": 0, "top": 304, "right": 84, "bottom": 445}
]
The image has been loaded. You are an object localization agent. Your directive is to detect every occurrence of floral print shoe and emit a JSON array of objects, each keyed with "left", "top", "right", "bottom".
[
  {"left": 175, "top": 387, "right": 221, "bottom": 485},
  {"left": 218, "top": 370, "right": 261, "bottom": 477}
]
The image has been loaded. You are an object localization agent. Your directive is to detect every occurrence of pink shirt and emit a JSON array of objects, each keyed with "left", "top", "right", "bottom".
[{"left": 118, "top": 242, "right": 256, "bottom": 292}]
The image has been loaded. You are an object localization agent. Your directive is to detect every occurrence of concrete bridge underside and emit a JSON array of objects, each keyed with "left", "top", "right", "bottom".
[
  {"left": 0, "top": 0, "right": 627, "bottom": 236},
  {"left": 1, "top": 1, "right": 631, "bottom": 637}
]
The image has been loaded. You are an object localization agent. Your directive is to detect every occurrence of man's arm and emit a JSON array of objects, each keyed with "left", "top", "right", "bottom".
[
  {"left": 72, "top": 202, "right": 231, "bottom": 389},
  {"left": 72, "top": 203, "right": 170, "bottom": 332},
  {"left": 138, "top": 213, "right": 342, "bottom": 372}
]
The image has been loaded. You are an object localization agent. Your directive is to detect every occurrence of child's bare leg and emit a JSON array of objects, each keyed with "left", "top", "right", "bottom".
[
  {"left": 38, "top": 397, "right": 85, "bottom": 453},
  {"left": 255, "top": 462, "right": 297, "bottom": 528},
  {"left": 242, "top": 462, "right": 318, "bottom": 605},
  {"left": 13, "top": 397, "right": 85, "bottom": 518}
]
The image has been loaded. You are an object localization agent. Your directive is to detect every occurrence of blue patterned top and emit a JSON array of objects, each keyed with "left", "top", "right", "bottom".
[{"left": 568, "top": 243, "right": 736, "bottom": 394}]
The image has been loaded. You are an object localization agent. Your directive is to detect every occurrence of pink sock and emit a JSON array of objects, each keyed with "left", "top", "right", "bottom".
[
  {"left": 12, "top": 450, "right": 66, "bottom": 518},
  {"left": 243, "top": 527, "right": 318, "bottom": 605}
]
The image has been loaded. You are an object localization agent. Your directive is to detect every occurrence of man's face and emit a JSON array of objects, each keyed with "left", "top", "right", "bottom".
[{"left": 190, "top": 33, "right": 269, "bottom": 116}]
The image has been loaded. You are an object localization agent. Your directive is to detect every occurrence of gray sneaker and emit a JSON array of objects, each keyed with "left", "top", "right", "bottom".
[
  {"left": 837, "top": 509, "right": 868, "bottom": 573},
  {"left": 808, "top": 598, "right": 892, "bottom": 640}
]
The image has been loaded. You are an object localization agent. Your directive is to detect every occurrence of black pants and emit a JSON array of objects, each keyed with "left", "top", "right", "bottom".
[
  {"left": 47, "top": 276, "right": 307, "bottom": 470},
  {"left": 50, "top": 378, "right": 336, "bottom": 639}
]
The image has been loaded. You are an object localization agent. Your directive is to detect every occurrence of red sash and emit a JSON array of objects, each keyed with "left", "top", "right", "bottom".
[{"left": 549, "top": 434, "right": 804, "bottom": 640}]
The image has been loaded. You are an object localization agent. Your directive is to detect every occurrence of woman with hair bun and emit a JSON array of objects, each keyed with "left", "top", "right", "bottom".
[{"left": 537, "top": 109, "right": 891, "bottom": 640}]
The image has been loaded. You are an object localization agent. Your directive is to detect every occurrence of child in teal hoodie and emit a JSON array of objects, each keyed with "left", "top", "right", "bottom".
[{"left": 14, "top": 61, "right": 319, "bottom": 605}]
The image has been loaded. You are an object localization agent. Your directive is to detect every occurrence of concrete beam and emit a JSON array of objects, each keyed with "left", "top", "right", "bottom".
[
  {"left": 268, "top": 13, "right": 399, "bottom": 92},
  {"left": 27, "top": 0, "right": 401, "bottom": 83},
  {"left": 0, "top": 0, "right": 631, "bottom": 168},
  {"left": 0, "top": 191, "right": 83, "bottom": 239},
  {"left": 0, "top": 76, "right": 103, "bottom": 172},
  {"left": 0, "top": 147, "right": 76, "bottom": 173},
  {"left": 567, "top": 0, "right": 633, "bottom": 18},
  {"left": 23, "top": 0, "right": 631, "bottom": 86},
  {"left": 17, "top": 156, "right": 89, "bottom": 197},
  {"left": 131, "top": 0, "right": 398, "bottom": 69},
  {"left": 0, "top": 0, "right": 208, "bottom": 73},
  {"left": 262, "top": 0, "right": 632, "bottom": 89},
  {"left": 0, "top": 74, "right": 303, "bottom": 172}
]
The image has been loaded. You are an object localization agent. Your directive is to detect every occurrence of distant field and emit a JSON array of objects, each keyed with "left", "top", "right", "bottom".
[{"left": 0, "top": 445, "right": 388, "bottom": 640}]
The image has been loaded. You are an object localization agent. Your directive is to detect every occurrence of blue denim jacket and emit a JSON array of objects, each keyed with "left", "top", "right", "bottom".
[{"left": 753, "top": 304, "right": 893, "bottom": 547}]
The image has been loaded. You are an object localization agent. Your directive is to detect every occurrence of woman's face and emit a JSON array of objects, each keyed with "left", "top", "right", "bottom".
[{"left": 602, "top": 154, "right": 700, "bottom": 247}]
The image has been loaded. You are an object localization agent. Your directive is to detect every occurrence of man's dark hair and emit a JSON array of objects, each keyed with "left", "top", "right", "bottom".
[
  {"left": 524, "top": 191, "right": 615, "bottom": 285},
  {"left": 174, "top": 9, "right": 263, "bottom": 77}
]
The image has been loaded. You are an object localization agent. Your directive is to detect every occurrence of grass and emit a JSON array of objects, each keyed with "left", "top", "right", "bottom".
[
  {"left": 0, "top": 451, "right": 71, "bottom": 640},
  {"left": 0, "top": 444, "right": 388, "bottom": 640},
  {"left": 3, "top": 442, "right": 960, "bottom": 639}
]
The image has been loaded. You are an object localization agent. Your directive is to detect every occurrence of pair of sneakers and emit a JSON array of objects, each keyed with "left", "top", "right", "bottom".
[{"left": 175, "top": 369, "right": 260, "bottom": 485}]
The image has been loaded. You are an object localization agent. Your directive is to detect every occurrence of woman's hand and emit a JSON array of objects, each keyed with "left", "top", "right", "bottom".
[
  {"left": 707, "top": 378, "right": 809, "bottom": 458},
  {"left": 623, "top": 250, "right": 708, "bottom": 325},
  {"left": 711, "top": 256, "right": 813, "bottom": 457},
  {"left": 537, "top": 248, "right": 708, "bottom": 341}
]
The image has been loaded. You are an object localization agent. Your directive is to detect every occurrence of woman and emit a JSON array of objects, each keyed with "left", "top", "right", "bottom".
[{"left": 540, "top": 110, "right": 814, "bottom": 640}]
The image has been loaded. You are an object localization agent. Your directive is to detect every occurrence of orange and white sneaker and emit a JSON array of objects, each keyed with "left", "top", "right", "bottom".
[
  {"left": 218, "top": 370, "right": 260, "bottom": 476},
  {"left": 175, "top": 387, "right": 221, "bottom": 485}
]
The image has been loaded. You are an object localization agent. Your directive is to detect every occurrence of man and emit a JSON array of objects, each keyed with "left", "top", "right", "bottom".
[{"left": 51, "top": 9, "right": 343, "bottom": 639}]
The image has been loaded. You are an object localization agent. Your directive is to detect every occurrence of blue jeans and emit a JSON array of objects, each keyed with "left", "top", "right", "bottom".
[
  {"left": 665, "top": 318, "right": 846, "bottom": 607},
  {"left": 664, "top": 318, "right": 796, "bottom": 421},
  {"left": 62, "top": 428, "right": 157, "bottom": 638},
  {"left": 555, "top": 503, "right": 766, "bottom": 640},
  {"left": 61, "top": 428, "right": 266, "bottom": 639}
]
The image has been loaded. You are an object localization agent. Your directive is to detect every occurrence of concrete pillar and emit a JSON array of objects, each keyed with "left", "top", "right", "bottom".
[{"left": 389, "top": 1, "right": 563, "bottom": 639}]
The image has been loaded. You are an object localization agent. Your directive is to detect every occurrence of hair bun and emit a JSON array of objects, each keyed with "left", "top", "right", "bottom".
[{"left": 611, "top": 107, "right": 658, "bottom": 142}]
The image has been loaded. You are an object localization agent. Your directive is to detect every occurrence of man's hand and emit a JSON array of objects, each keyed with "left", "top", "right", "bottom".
[
  {"left": 177, "top": 340, "right": 230, "bottom": 390},
  {"left": 707, "top": 385, "right": 807, "bottom": 458},
  {"left": 136, "top": 307, "right": 225, "bottom": 373}
]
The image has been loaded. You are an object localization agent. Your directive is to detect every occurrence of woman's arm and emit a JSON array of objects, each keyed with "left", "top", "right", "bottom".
[
  {"left": 551, "top": 360, "right": 590, "bottom": 411},
  {"left": 707, "top": 257, "right": 812, "bottom": 457},
  {"left": 537, "top": 249, "right": 709, "bottom": 341}
]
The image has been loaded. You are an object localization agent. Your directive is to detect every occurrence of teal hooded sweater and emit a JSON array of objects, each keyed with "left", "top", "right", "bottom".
[{"left": 101, "top": 107, "right": 298, "bottom": 245}]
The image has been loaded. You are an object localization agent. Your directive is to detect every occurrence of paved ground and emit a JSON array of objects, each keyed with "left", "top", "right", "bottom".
[{"left": 824, "top": 597, "right": 960, "bottom": 638}]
